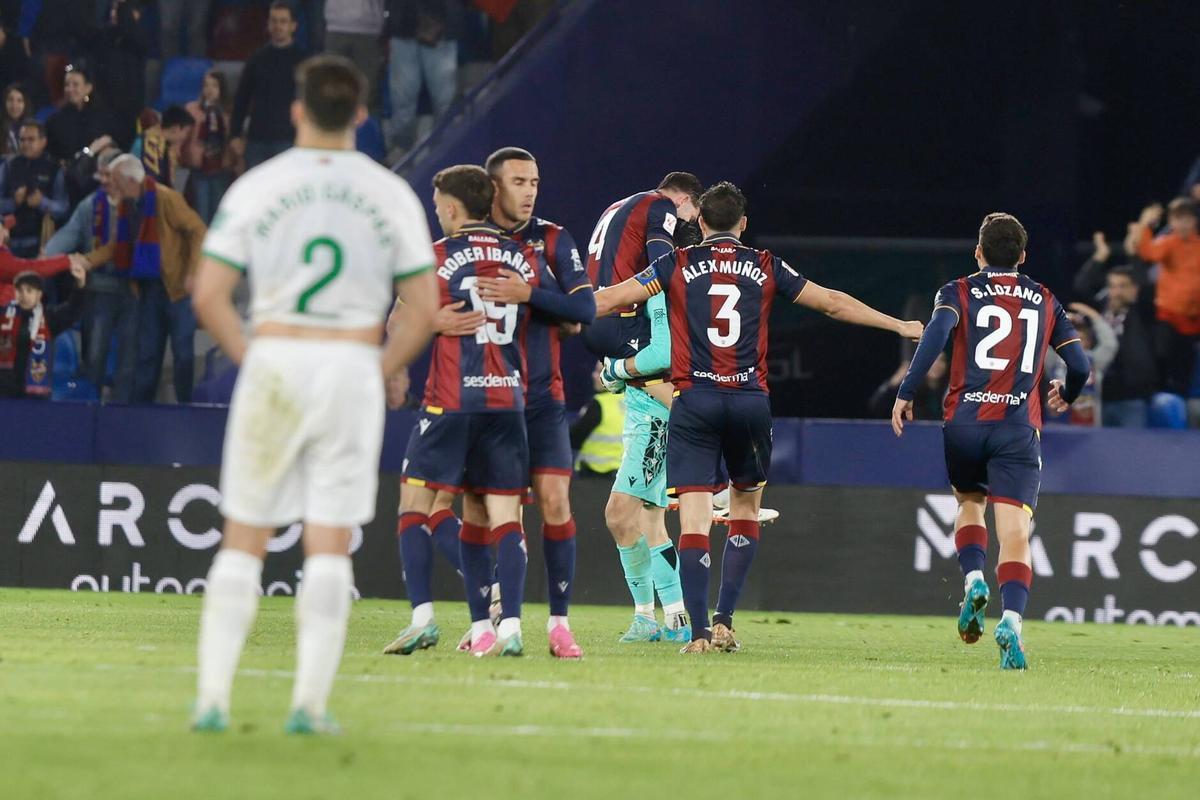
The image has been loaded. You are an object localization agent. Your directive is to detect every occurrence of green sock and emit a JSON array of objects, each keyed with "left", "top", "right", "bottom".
[
  {"left": 650, "top": 540, "right": 685, "bottom": 614},
  {"left": 617, "top": 536, "right": 655, "bottom": 615}
]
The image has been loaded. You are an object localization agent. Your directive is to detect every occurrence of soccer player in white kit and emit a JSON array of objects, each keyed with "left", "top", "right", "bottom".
[{"left": 189, "top": 55, "right": 439, "bottom": 735}]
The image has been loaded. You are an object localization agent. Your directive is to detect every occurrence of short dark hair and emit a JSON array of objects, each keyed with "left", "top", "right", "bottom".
[
  {"left": 295, "top": 55, "right": 364, "bottom": 133},
  {"left": 1108, "top": 265, "right": 1138, "bottom": 284},
  {"left": 699, "top": 181, "right": 747, "bottom": 232},
  {"left": 161, "top": 105, "right": 193, "bottom": 130},
  {"left": 13, "top": 271, "right": 43, "bottom": 292},
  {"left": 485, "top": 147, "right": 535, "bottom": 176},
  {"left": 1168, "top": 197, "right": 1197, "bottom": 219},
  {"left": 657, "top": 171, "right": 702, "bottom": 204},
  {"left": 434, "top": 164, "right": 494, "bottom": 219},
  {"left": 18, "top": 119, "right": 45, "bottom": 137},
  {"left": 269, "top": 1, "right": 296, "bottom": 20},
  {"left": 978, "top": 212, "right": 1027, "bottom": 268}
]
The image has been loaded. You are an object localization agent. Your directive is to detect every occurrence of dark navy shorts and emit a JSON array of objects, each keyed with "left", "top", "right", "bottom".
[
  {"left": 666, "top": 389, "right": 772, "bottom": 496},
  {"left": 943, "top": 423, "right": 1042, "bottom": 513},
  {"left": 581, "top": 312, "right": 652, "bottom": 360},
  {"left": 402, "top": 408, "right": 529, "bottom": 495},
  {"left": 525, "top": 401, "right": 573, "bottom": 476}
]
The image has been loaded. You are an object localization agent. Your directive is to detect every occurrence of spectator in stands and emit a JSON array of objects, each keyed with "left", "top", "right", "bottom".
[
  {"left": 46, "top": 64, "right": 119, "bottom": 204},
  {"left": 15, "top": 0, "right": 97, "bottom": 108},
  {"left": 136, "top": 105, "right": 193, "bottom": 189},
  {"left": 324, "top": 0, "right": 384, "bottom": 113},
  {"left": 159, "top": 0, "right": 211, "bottom": 62},
  {"left": 385, "top": 0, "right": 462, "bottom": 155},
  {"left": 82, "top": 155, "right": 206, "bottom": 403},
  {"left": 1045, "top": 303, "right": 1117, "bottom": 426},
  {"left": 94, "top": 0, "right": 148, "bottom": 148},
  {"left": 1130, "top": 198, "right": 1200, "bottom": 396},
  {"left": 0, "top": 214, "right": 79, "bottom": 282},
  {"left": 0, "top": 263, "right": 87, "bottom": 398},
  {"left": 183, "top": 69, "right": 233, "bottom": 224},
  {"left": 0, "top": 82, "right": 31, "bottom": 156},
  {"left": 0, "top": 120, "right": 68, "bottom": 257},
  {"left": 0, "top": 6, "right": 33, "bottom": 89},
  {"left": 231, "top": 2, "right": 305, "bottom": 170},
  {"left": 81, "top": 154, "right": 204, "bottom": 407},
  {"left": 1074, "top": 235, "right": 1160, "bottom": 427},
  {"left": 44, "top": 146, "right": 138, "bottom": 401},
  {"left": 868, "top": 354, "right": 947, "bottom": 420}
]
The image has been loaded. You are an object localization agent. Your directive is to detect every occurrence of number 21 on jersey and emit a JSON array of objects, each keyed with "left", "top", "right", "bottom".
[{"left": 974, "top": 305, "right": 1039, "bottom": 373}]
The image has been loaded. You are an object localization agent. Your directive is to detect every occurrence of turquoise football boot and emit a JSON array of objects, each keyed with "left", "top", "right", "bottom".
[
  {"left": 190, "top": 705, "right": 228, "bottom": 733},
  {"left": 382, "top": 622, "right": 441, "bottom": 655},
  {"left": 618, "top": 614, "right": 662, "bottom": 643},
  {"left": 957, "top": 577, "right": 990, "bottom": 644},
  {"left": 285, "top": 708, "right": 342, "bottom": 735},
  {"left": 994, "top": 617, "right": 1028, "bottom": 671}
]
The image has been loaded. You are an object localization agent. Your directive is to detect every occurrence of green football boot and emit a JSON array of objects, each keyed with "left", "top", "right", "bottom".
[
  {"left": 618, "top": 614, "right": 662, "bottom": 643},
  {"left": 284, "top": 708, "right": 342, "bottom": 736},
  {"left": 382, "top": 622, "right": 441, "bottom": 655},
  {"left": 957, "top": 577, "right": 990, "bottom": 644},
  {"left": 994, "top": 617, "right": 1028, "bottom": 671},
  {"left": 190, "top": 705, "right": 228, "bottom": 733}
]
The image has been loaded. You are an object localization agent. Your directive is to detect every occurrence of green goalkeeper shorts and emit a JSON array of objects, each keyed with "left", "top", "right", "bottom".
[{"left": 612, "top": 385, "right": 669, "bottom": 508}]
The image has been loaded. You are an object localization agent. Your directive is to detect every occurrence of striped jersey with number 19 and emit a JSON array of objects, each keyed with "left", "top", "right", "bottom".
[{"left": 423, "top": 223, "right": 555, "bottom": 413}]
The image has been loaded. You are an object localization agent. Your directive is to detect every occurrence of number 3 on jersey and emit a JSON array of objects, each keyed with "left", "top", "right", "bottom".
[
  {"left": 708, "top": 284, "right": 741, "bottom": 347},
  {"left": 974, "top": 305, "right": 1039, "bottom": 373}
]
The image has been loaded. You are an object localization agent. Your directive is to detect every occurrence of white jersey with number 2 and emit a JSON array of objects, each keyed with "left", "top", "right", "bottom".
[{"left": 202, "top": 147, "right": 434, "bottom": 329}]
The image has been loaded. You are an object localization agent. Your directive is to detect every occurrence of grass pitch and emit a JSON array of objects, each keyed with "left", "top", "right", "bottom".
[{"left": 1, "top": 590, "right": 1198, "bottom": 800}]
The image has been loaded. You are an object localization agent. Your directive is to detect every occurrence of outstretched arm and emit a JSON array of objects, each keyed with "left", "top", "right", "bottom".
[
  {"left": 891, "top": 306, "right": 957, "bottom": 436},
  {"left": 594, "top": 274, "right": 653, "bottom": 317},
  {"left": 1047, "top": 340, "right": 1092, "bottom": 413},
  {"left": 797, "top": 280, "right": 924, "bottom": 339}
]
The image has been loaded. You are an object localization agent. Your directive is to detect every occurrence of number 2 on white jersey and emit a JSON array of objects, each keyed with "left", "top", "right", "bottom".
[
  {"left": 974, "top": 306, "right": 1039, "bottom": 373},
  {"left": 707, "top": 284, "right": 741, "bottom": 347},
  {"left": 459, "top": 276, "right": 517, "bottom": 345}
]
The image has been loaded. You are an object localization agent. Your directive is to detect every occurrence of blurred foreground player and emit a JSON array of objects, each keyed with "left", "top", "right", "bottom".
[
  {"left": 596, "top": 182, "right": 922, "bottom": 653},
  {"left": 191, "top": 56, "right": 438, "bottom": 734},
  {"left": 892, "top": 213, "right": 1090, "bottom": 670},
  {"left": 584, "top": 171, "right": 702, "bottom": 643}
]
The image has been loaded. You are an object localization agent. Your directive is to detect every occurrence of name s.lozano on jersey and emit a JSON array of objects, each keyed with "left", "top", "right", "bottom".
[{"left": 970, "top": 283, "right": 1044, "bottom": 304}]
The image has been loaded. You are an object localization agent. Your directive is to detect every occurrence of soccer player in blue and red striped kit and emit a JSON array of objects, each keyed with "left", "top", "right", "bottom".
[
  {"left": 475, "top": 146, "right": 596, "bottom": 658},
  {"left": 383, "top": 165, "right": 590, "bottom": 658},
  {"left": 596, "top": 182, "right": 922, "bottom": 652},
  {"left": 892, "top": 212, "right": 1091, "bottom": 670}
]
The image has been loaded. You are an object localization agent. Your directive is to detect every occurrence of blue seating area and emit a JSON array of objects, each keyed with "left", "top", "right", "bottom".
[{"left": 159, "top": 57, "right": 213, "bottom": 109}]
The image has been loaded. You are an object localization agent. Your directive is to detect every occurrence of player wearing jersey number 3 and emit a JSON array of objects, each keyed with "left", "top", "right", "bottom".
[
  {"left": 189, "top": 56, "right": 439, "bottom": 734},
  {"left": 595, "top": 182, "right": 923, "bottom": 653},
  {"left": 892, "top": 213, "right": 1091, "bottom": 670}
]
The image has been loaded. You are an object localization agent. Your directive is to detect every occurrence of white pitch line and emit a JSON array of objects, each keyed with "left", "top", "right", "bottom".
[
  {"left": 75, "top": 662, "right": 1200, "bottom": 722},
  {"left": 387, "top": 721, "right": 1200, "bottom": 760}
]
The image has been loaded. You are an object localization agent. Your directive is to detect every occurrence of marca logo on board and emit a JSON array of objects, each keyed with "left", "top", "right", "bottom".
[{"left": 913, "top": 494, "right": 1199, "bottom": 625}]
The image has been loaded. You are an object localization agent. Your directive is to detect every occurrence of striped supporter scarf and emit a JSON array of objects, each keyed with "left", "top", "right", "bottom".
[{"left": 94, "top": 177, "right": 161, "bottom": 279}]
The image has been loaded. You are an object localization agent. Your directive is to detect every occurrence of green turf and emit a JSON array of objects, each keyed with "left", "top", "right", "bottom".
[{"left": 2, "top": 589, "right": 1199, "bottom": 799}]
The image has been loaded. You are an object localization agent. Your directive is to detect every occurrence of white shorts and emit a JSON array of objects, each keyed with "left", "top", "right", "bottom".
[{"left": 219, "top": 337, "right": 385, "bottom": 528}]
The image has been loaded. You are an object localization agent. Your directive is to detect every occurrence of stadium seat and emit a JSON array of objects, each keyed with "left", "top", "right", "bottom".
[
  {"left": 356, "top": 117, "right": 387, "bottom": 163},
  {"left": 1147, "top": 392, "right": 1188, "bottom": 429},
  {"left": 52, "top": 331, "right": 79, "bottom": 380},
  {"left": 34, "top": 105, "right": 55, "bottom": 123},
  {"left": 160, "top": 57, "right": 213, "bottom": 108}
]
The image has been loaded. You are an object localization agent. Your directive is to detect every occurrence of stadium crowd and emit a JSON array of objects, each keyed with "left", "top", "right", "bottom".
[{"left": 0, "top": 0, "right": 551, "bottom": 403}]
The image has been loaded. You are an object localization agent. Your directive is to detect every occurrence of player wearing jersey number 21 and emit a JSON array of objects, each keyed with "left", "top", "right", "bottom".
[
  {"left": 892, "top": 213, "right": 1090, "bottom": 670},
  {"left": 595, "top": 182, "right": 923, "bottom": 653},
  {"left": 189, "top": 55, "right": 440, "bottom": 735}
]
